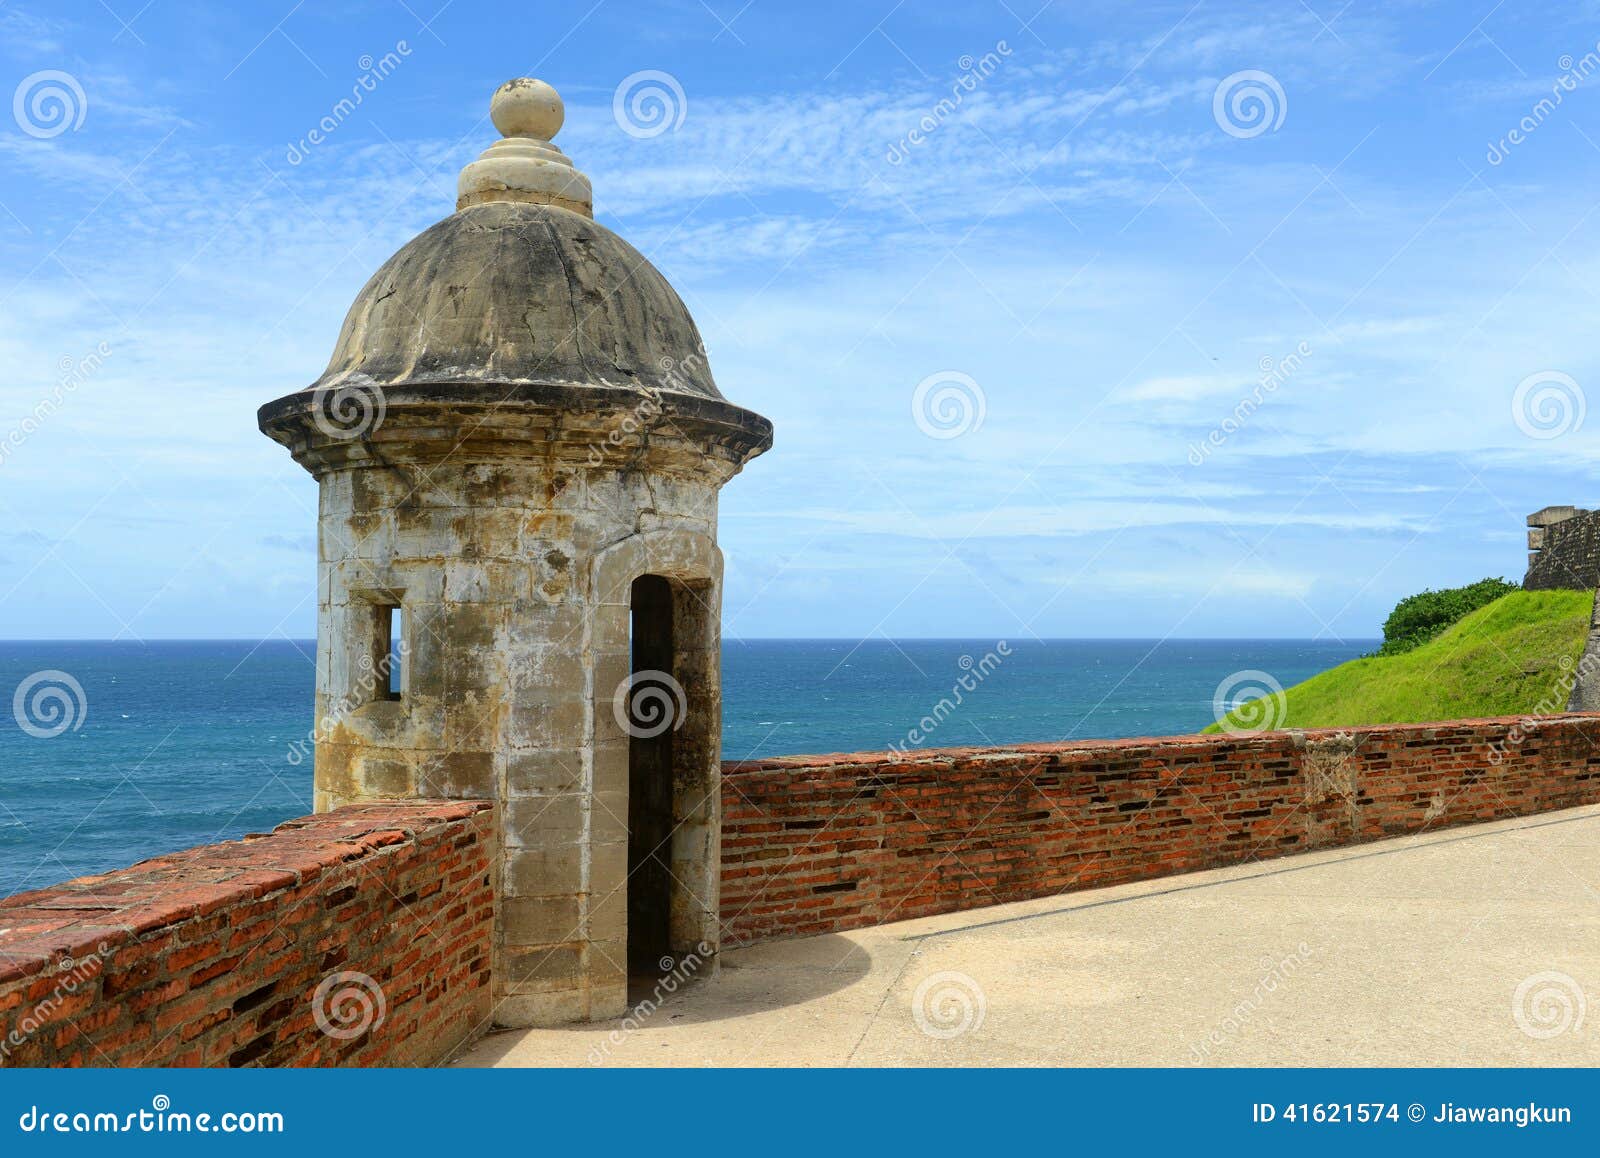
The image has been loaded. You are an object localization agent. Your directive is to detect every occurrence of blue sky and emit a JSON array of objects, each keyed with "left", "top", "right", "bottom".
[{"left": 2, "top": 0, "right": 1600, "bottom": 641}]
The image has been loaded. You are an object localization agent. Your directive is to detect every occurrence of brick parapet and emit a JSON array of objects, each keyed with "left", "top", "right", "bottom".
[
  {"left": 0, "top": 802, "right": 493, "bottom": 1067},
  {"left": 719, "top": 716, "right": 1600, "bottom": 943}
]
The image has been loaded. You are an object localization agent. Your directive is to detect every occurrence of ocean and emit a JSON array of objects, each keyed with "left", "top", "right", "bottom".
[{"left": 0, "top": 638, "right": 1371, "bottom": 897}]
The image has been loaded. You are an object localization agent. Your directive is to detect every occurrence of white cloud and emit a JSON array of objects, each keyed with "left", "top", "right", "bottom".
[
  {"left": 1097, "top": 565, "right": 1316, "bottom": 599},
  {"left": 1118, "top": 374, "right": 1245, "bottom": 402}
]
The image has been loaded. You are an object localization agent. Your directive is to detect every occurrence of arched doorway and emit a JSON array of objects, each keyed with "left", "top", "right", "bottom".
[{"left": 591, "top": 531, "right": 724, "bottom": 1008}]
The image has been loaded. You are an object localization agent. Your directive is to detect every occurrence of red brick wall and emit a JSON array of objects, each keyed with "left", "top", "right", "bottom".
[
  {"left": 719, "top": 716, "right": 1600, "bottom": 944},
  {"left": 0, "top": 802, "right": 493, "bottom": 1067},
  {"left": 9, "top": 715, "right": 1598, "bottom": 1061}
]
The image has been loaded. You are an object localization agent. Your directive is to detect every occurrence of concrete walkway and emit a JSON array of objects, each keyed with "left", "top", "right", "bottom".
[{"left": 457, "top": 805, "right": 1600, "bottom": 1066}]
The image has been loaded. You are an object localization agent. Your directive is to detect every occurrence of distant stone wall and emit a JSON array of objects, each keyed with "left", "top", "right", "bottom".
[
  {"left": 1525, "top": 505, "right": 1600, "bottom": 590},
  {"left": 719, "top": 717, "right": 1600, "bottom": 944},
  {"left": 0, "top": 802, "right": 493, "bottom": 1067}
]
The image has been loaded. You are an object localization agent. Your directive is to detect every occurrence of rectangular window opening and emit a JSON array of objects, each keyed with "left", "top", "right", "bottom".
[{"left": 379, "top": 603, "right": 403, "bottom": 701}]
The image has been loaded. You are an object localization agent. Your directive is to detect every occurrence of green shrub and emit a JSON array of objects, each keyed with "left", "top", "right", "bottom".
[{"left": 1376, "top": 577, "right": 1520, "bottom": 656}]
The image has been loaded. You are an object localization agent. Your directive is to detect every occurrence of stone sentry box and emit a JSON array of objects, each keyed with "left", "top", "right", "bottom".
[{"left": 257, "top": 79, "right": 771, "bottom": 1026}]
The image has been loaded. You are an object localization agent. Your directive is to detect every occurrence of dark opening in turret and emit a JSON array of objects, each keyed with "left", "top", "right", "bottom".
[{"left": 627, "top": 574, "right": 676, "bottom": 987}]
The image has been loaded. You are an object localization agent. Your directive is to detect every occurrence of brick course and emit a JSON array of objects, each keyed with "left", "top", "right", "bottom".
[
  {"left": 0, "top": 802, "right": 493, "bottom": 1067},
  {"left": 719, "top": 715, "right": 1600, "bottom": 944}
]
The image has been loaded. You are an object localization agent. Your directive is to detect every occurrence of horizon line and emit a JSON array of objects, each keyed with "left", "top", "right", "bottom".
[{"left": 0, "top": 635, "right": 1383, "bottom": 644}]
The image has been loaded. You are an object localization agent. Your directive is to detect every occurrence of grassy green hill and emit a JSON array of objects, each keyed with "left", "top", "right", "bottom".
[{"left": 1207, "top": 590, "right": 1594, "bottom": 732}]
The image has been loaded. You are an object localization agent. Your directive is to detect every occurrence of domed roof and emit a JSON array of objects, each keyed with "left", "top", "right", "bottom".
[
  {"left": 304, "top": 77, "right": 724, "bottom": 402},
  {"left": 310, "top": 201, "right": 722, "bottom": 400},
  {"left": 259, "top": 78, "right": 770, "bottom": 479}
]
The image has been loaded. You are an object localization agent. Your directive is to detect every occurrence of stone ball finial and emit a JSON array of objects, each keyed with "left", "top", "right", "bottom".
[
  {"left": 457, "top": 77, "right": 592, "bottom": 216},
  {"left": 490, "top": 78, "right": 563, "bottom": 139}
]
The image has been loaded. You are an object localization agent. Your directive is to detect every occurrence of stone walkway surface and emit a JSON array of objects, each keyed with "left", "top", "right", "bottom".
[{"left": 457, "top": 804, "right": 1600, "bottom": 1067}]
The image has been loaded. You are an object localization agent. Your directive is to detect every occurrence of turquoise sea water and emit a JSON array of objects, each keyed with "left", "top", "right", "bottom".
[{"left": 0, "top": 638, "right": 1371, "bottom": 897}]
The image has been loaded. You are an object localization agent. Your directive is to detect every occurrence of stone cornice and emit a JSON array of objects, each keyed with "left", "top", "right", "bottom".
[{"left": 257, "top": 381, "right": 773, "bottom": 481}]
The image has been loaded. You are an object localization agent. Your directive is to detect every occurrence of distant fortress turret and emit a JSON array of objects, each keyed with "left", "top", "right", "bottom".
[
  {"left": 257, "top": 78, "right": 772, "bottom": 1027},
  {"left": 1524, "top": 506, "right": 1600, "bottom": 591}
]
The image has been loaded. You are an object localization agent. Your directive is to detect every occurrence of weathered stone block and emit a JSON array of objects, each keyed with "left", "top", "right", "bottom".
[
  {"left": 505, "top": 692, "right": 587, "bottom": 748},
  {"left": 590, "top": 789, "right": 628, "bottom": 844},
  {"left": 507, "top": 640, "right": 586, "bottom": 694},
  {"left": 588, "top": 887, "right": 626, "bottom": 944},
  {"left": 493, "top": 988, "right": 588, "bottom": 1028},
  {"left": 501, "top": 896, "right": 582, "bottom": 945},
  {"left": 505, "top": 794, "right": 585, "bottom": 843},
  {"left": 443, "top": 691, "right": 501, "bottom": 751},
  {"left": 356, "top": 754, "right": 413, "bottom": 797},
  {"left": 505, "top": 749, "right": 586, "bottom": 796},
  {"left": 588, "top": 977, "right": 629, "bottom": 1020},
  {"left": 502, "top": 942, "right": 584, "bottom": 990},
  {"left": 506, "top": 602, "right": 586, "bottom": 649},
  {"left": 504, "top": 846, "right": 585, "bottom": 897},
  {"left": 590, "top": 840, "right": 627, "bottom": 896},
  {"left": 315, "top": 741, "right": 358, "bottom": 801},
  {"left": 420, "top": 750, "right": 498, "bottom": 798},
  {"left": 585, "top": 939, "right": 627, "bottom": 988}
]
